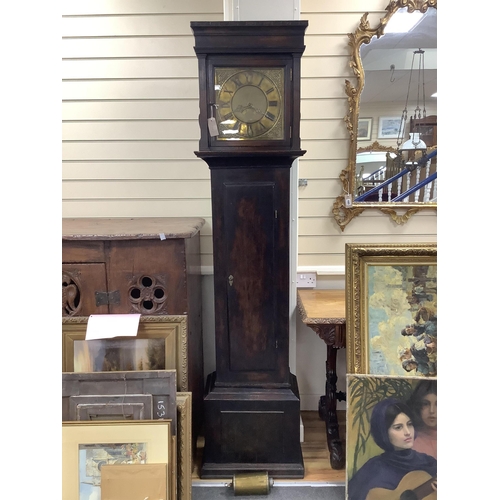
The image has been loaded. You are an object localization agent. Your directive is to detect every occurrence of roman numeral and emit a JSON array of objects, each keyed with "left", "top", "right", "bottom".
[
  {"left": 265, "top": 87, "right": 274, "bottom": 95},
  {"left": 248, "top": 122, "right": 266, "bottom": 137},
  {"left": 265, "top": 111, "right": 276, "bottom": 121},
  {"left": 268, "top": 100, "right": 278, "bottom": 107}
]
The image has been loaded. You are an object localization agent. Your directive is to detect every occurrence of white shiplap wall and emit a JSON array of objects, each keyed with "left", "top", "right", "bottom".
[
  {"left": 62, "top": 0, "right": 222, "bottom": 270},
  {"left": 62, "top": 0, "right": 437, "bottom": 271},
  {"left": 61, "top": 0, "right": 438, "bottom": 409}
]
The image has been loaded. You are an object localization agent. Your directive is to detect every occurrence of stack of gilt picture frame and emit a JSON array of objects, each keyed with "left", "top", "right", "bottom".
[
  {"left": 345, "top": 243, "right": 437, "bottom": 500},
  {"left": 62, "top": 315, "right": 193, "bottom": 500}
]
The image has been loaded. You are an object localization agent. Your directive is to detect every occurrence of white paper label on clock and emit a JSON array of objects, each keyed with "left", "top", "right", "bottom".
[{"left": 208, "top": 117, "right": 219, "bottom": 137}]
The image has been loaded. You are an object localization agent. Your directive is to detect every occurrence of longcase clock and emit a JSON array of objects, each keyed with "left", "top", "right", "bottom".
[{"left": 191, "top": 20, "right": 308, "bottom": 479}]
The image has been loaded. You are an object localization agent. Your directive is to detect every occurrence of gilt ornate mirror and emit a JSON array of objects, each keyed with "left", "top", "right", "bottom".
[{"left": 333, "top": 0, "right": 437, "bottom": 231}]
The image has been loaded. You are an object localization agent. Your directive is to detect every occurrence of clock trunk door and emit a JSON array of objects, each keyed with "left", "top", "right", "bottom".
[{"left": 212, "top": 166, "right": 290, "bottom": 387}]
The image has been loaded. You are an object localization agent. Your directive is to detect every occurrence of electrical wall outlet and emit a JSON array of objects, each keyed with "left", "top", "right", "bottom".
[{"left": 297, "top": 272, "right": 317, "bottom": 288}]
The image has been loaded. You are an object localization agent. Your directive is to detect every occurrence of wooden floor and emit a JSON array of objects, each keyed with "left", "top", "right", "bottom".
[{"left": 192, "top": 410, "right": 347, "bottom": 484}]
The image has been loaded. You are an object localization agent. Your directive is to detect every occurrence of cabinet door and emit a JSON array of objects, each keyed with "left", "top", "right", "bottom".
[
  {"left": 212, "top": 167, "right": 290, "bottom": 386},
  {"left": 106, "top": 240, "right": 189, "bottom": 315},
  {"left": 62, "top": 263, "right": 109, "bottom": 316}
]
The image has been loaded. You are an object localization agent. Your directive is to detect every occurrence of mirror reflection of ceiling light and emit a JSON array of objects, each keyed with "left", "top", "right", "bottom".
[
  {"left": 384, "top": 10, "right": 424, "bottom": 33},
  {"left": 431, "top": 92, "right": 437, "bottom": 98}
]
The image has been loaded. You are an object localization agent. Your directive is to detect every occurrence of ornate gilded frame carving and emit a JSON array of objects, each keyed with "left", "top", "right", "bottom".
[
  {"left": 333, "top": 0, "right": 437, "bottom": 231},
  {"left": 345, "top": 242, "right": 437, "bottom": 375},
  {"left": 357, "top": 140, "right": 398, "bottom": 155},
  {"left": 176, "top": 392, "right": 193, "bottom": 500}
]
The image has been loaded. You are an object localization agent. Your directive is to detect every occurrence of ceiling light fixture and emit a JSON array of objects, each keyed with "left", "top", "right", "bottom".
[{"left": 395, "top": 48, "right": 427, "bottom": 171}]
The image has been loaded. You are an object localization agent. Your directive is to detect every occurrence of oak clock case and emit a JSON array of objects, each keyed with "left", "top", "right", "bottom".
[{"left": 191, "top": 21, "right": 308, "bottom": 480}]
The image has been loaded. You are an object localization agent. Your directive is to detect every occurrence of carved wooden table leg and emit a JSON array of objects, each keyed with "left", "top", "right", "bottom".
[
  {"left": 311, "top": 323, "right": 346, "bottom": 470},
  {"left": 325, "top": 343, "right": 345, "bottom": 469},
  {"left": 296, "top": 289, "right": 346, "bottom": 470}
]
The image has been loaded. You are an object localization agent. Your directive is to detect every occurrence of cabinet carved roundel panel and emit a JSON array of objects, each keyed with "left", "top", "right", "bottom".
[{"left": 128, "top": 274, "right": 168, "bottom": 314}]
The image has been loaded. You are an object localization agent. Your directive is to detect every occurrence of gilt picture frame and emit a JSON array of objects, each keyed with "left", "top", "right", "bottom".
[
  {"left": 346, "top": 243, "right": 437, "bottom": 376},
  {"left": 62, "top": 420, "right": 174, "bottom": 500},
  {"left": 357, "top": 118, "right": 372, "bottom": 141},
  {"left": 346, "top": 374, "right": 437, "bottom": 500},
  {"left": 176, "top": 392, "right": 193, "bottom": 500},
  {"left": 62, "top": 315, "right": 188, "bottom": 391}
]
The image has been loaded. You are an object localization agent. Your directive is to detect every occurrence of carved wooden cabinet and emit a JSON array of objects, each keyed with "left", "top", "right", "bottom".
[{"left": 61, "top": 217, "right": 205, "bottom": 441}]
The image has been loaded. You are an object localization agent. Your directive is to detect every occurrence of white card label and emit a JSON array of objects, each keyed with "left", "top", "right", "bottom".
[{"left": 208, "top": 117, "right": 219, "bottom": 137}]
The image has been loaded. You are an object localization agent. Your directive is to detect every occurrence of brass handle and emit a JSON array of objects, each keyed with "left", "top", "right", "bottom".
[{"left": 228, "top": 275, "right": 234, "bottom": 287}]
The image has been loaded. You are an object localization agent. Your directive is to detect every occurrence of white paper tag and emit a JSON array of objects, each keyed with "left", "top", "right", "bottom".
[
  {"left": 345, "top": 194, "right": 353, "bottom": 207},
  {"left": 208, "top": 117, "right": 219, "bottom": 137},
  {"left": 85, "top": 314, "right": 141, "bottom": 340}
]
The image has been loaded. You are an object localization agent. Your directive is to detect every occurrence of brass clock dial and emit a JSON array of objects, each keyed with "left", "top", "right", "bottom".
[{"left": 214, "top": 68, "right": 285, "bottom": 140}]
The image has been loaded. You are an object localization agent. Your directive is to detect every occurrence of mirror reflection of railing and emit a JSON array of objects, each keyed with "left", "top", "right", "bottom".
[{"left": 356, "top": 149, "right": 437, "bottom": 203}]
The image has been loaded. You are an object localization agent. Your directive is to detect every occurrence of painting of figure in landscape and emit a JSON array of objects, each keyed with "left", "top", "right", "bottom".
[
  {"left": 74, "top": 338, "right": 166, "bottom": 372},
  {"left": 78, "top": 442, "right": 147, "bottom": 500},
  {"left": 367, "top": 264, "right": 437, "bottom": 376}
]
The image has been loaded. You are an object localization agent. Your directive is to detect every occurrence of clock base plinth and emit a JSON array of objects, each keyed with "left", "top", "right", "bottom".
[{"left": 200, "top": 371, "right": 305, "bottom": 479}]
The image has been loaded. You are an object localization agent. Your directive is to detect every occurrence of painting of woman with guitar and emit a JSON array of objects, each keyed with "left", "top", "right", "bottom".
[{"left": 347, "top": 376, "right": 437, "bottom": 500}]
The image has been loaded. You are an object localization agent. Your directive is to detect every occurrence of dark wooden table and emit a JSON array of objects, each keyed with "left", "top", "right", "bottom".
[{"left": 297, "top": 289, "right": 346, "bottom": 470}]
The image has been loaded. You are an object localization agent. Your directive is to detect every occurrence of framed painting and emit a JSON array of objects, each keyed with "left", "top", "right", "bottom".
[
  {"left": 62, "top": 315, "right": 188, "bottom": 391},
  {"left": 176, "top": 392, "right": 193, "bottom": 500},
  {"left": 62, "top": 420, "right": 174, "bottom": 500},
  {"left": 377, "top": 116, "right": 401, "bottom": 139},
  {"left": 346, "top": 374, "right": 437, "bottom": 500},
  {"left": 357, "top": 118, "right": 372, "bottom": 141},
  {"left": 346, "top": 243, "right": 437, "bottom": 376}
]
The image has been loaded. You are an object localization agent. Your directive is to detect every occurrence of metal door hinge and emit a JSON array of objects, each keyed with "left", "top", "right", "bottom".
[{"left": 95, "top": 290, "right": 121, "bottom": 306}]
